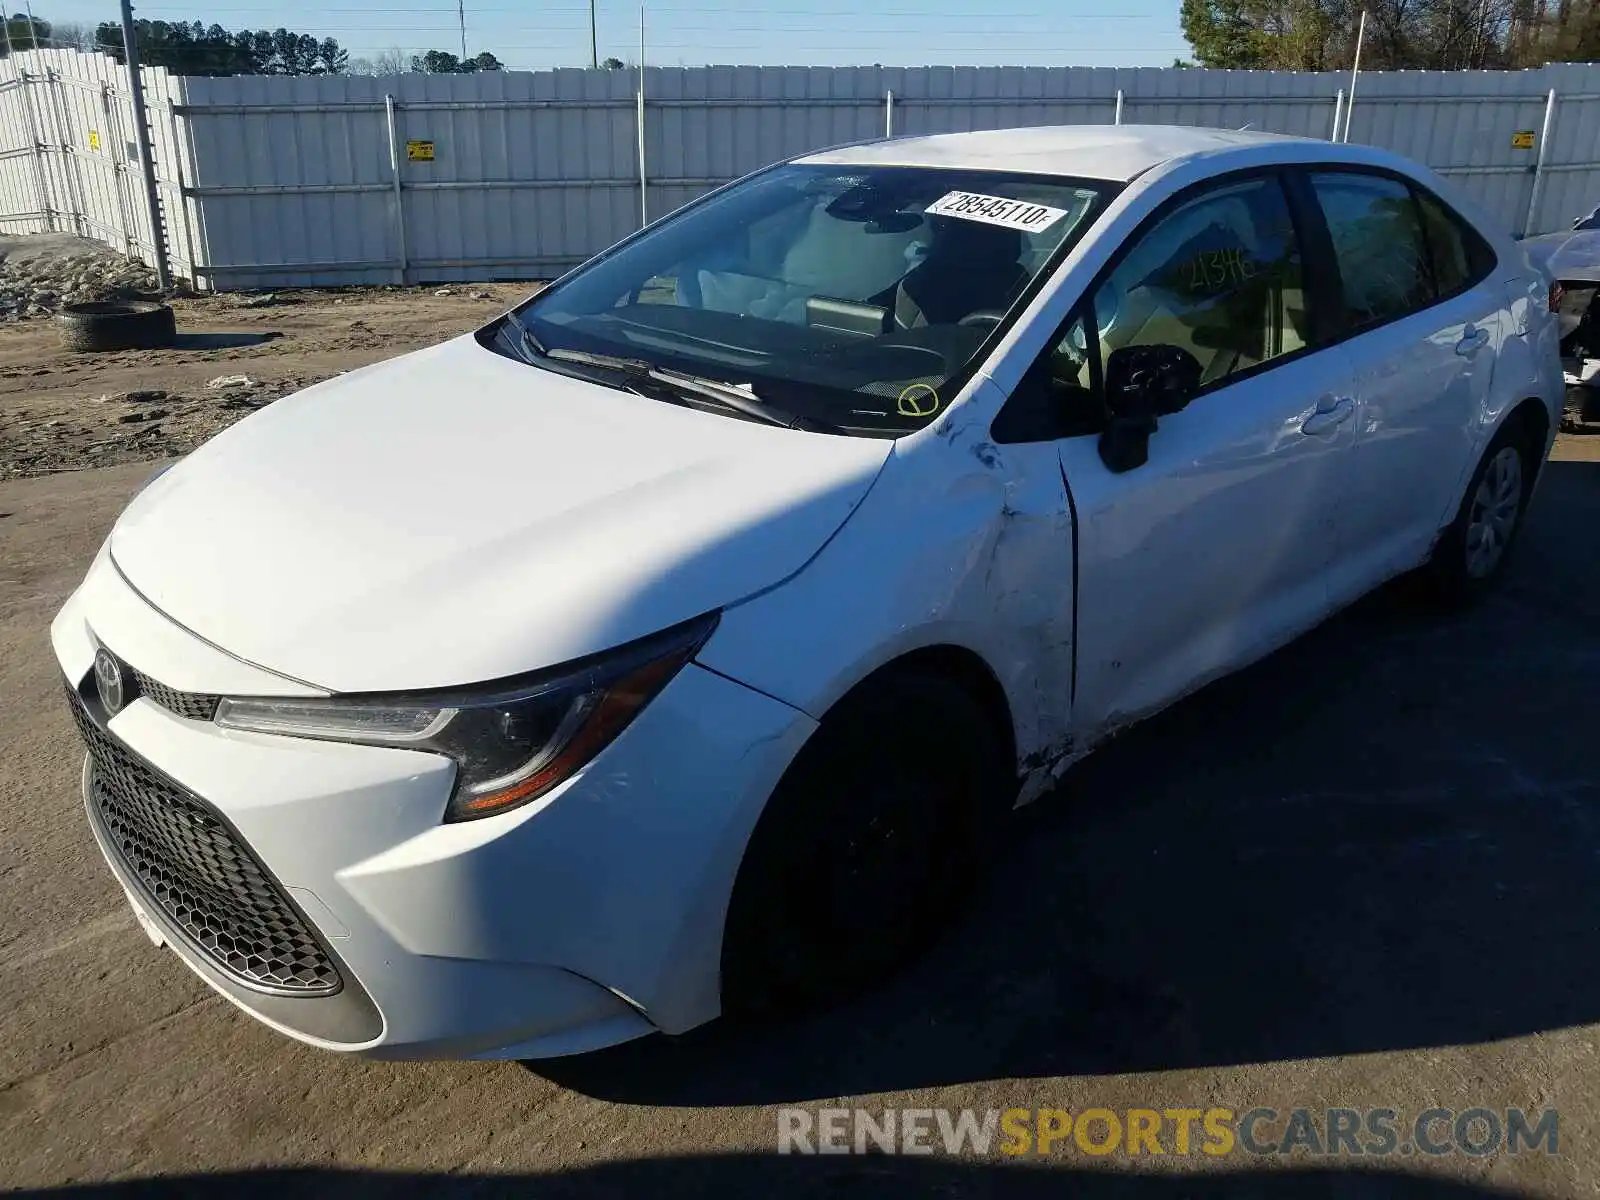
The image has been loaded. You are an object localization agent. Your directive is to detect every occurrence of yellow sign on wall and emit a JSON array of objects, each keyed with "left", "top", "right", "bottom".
[
  {"left": 1511, "top": 130, "right": 1536, "bottom": 150},
  {"left": 88, "top": 129, "right": 101, "bottom": 152},
  {"left": 406, "top": 140, "right": 435, "bottom": 162}
]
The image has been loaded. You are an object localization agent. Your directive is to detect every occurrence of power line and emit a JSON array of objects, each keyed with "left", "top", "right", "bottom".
[
  {"left": 337, "top": 34, "right": 1188, "bottom": 47},
  {"left": 182, "top": 21, "right": 1180, "bottom": 35},
  {"left": 344, "top": 44, "right": 1188, "bottom": 56},
  {"left": 212, "top": 25, "right": 1180, "bottom": 34},
  {"left": 136, "top": 3, "right": 1169, "bottom": 13},
  {"left": 41, "top": 1, "right": 1189, "bottom": 71}
]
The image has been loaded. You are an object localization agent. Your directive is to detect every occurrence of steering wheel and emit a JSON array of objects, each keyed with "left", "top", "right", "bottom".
[{"left": 957, "top": 310, "right": 1006, "bottom": 329}]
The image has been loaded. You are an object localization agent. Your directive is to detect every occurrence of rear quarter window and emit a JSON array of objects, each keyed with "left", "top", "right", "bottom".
[{"left": 1415, "top": 189, "right": 1497, "bottom": 296}]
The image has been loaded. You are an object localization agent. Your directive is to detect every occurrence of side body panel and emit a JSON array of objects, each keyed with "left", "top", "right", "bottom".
[
  {"left": 1331, "top": 281, "right": 1508, "bottom": 593},
  {"left": 1057, "top": 343, "right": 1360, "bottom": 744},
  {"left": 703, "top": 140, "right": 1562, "bottom": 799}
]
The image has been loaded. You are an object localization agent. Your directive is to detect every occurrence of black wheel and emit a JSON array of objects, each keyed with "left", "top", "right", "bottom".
[
  {"left": 1425, "top": 420, "right": 1535, "bottom": 603},
  {"left": 55, "top": 301, "right": 176, "bottom": 352},
  {"left": 720, "top": 670, "right": 1009, "bottom": 1016}
]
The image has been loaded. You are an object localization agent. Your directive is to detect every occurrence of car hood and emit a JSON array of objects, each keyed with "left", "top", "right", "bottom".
[
  {"left": 1522, "top": 229, "right": 1600, "bottom": 283},
  {"left": 109, "top": 334, "right": 891, "bottom": 693}
]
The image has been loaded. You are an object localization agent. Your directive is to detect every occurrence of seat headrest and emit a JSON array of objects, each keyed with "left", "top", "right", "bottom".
[{"left": 923, "top": 215, "right": 1025, "bottom": 263}]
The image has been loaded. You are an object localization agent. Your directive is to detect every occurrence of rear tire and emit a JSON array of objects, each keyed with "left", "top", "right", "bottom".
[
  {"left": 720, "top": 670, "right": 1008, "bottom": 1016},
  {"left": 1425, "top": 420, "right": 1535, "bottom": 604}
]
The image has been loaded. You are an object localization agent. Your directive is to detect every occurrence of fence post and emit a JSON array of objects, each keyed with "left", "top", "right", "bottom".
[
  {"left": 885, "top": 89, "right": 894, "bottom": 137},
  {"left": 1523, "top": 88, "right": 1559, "bottom": 238},
  {"left": 16, "top": 69, "right": 55, "bottom": 231},
  {"left": 120, "top": 0, "right": 173, "bottom": 290},
  {"left": 1343, "top": 9, "right": 1366, "bottom": 143},
  {"left": 163, "top": 97, "right": 199, "bottom": 283},
  {"left": 384, "top": 94, "right": 408, "bottom": 285},
  {"left": 99, "top": 82, "right": 136, "bottom": 255},
  {"left": 636, "top": 80, "right": 648, "bottom": 227},
  {"left": 46, "top": 68, "right": 92, "bottom": 240},
  {"left": 1330, "top": 88, "right": 1345, "bottom": 142},
  {"left": 636, "top": 8, "right": 648, "bottom": 228},
  {"left": 1114, "top": 88, "right": 1124, "bottom": 125}
]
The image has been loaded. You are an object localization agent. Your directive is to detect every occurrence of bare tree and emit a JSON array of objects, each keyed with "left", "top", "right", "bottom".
[
  {"left": 1183, "top": 0, "right": 1580, "bottom": 66},
  {"left": 348, "top": 46, "right": 412, "bottom": 76},
  {"left": 46, "top": 19, "right": 97, "bottom": 51}
]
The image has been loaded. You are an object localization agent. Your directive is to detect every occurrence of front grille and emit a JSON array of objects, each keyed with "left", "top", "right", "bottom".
[
  {"left": 127, "top": 667, "right": 220, "bottom": 722},
  {"left": 66, "top": 686, "right": 341, "bottom": 996}
]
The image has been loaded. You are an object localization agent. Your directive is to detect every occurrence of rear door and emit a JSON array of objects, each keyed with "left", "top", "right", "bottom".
[{"left": 1302, "top": 170, "right": 1504, "bottom": 598}]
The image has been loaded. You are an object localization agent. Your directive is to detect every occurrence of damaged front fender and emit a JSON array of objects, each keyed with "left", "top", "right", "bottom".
[{"left": 697, "top": 378, "right": 1081, "bottom": 805}]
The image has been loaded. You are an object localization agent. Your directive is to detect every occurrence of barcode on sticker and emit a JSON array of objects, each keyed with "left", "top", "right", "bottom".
[{"left": 924, "top": 191, "right": 1069, "bottom": 232}]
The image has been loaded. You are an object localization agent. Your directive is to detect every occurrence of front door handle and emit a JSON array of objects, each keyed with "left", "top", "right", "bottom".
[
  {"left": 1301, "top": 395, "right": 1354, "bottom": 436},
  {"left": 1455, "top": 326, "right": 1491, "bottom": 356}
]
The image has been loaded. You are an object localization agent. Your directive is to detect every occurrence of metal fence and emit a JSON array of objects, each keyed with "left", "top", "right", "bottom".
[
  {"left": 0, "top": 48, "right": 199, "bottom": 282},
  {"left": 5, "top": 50, "right": 1600, "bottom": 290}
]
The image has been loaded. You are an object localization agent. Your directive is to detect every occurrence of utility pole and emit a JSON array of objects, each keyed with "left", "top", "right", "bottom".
[
  {"left": 119, "top": 0, "right": 172, "bottom": 290},
  {"left": 457, "top": 0, "right": 467, "bottom": 61},
  {"left": 589, "top": 0, "right": 598, "bottom": 68},
  {"left": 1343, "top": 9, "right": 1367, "bottom": 143},
  {"left": 635, "top": 5, "right": 646, "bottom": 225}
]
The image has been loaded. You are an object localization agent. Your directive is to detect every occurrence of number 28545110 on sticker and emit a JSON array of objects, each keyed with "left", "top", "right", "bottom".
[{"left": 925, "top": 191, "right": 1070, "bottom": 231}]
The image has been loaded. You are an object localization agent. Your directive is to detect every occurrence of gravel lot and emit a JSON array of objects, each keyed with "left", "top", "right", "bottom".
[
  {"left": 0, "top": 234, "right": 163, "bottom": 321},
  {"left": 0, "top": 280, "right": 531, "bottom": 480},
  {"left": 1, "top": 284, "right": 1599, "bottom": 1197}
]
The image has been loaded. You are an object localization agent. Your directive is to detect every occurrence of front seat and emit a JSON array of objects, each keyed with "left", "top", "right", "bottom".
[{"left": 893, "top": 217, "right": 1029, "bottom": 329}]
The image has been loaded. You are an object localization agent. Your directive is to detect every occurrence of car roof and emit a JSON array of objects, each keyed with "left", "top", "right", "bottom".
[{"left": 796, "top": 124, "right": 1323, "bottom": 182}]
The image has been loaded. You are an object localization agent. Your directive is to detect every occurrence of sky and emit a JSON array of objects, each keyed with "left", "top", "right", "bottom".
[{"left": 25, "top": 0, "right": 1193, "bottom": 72}]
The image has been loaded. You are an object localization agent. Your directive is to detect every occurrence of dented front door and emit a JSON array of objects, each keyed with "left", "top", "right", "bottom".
[{"left": 1059, "top": 346, "right": 1357, "bottom": 748}]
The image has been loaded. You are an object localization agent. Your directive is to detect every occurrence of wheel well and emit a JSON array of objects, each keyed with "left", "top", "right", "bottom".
[
  {"left": 1508, "top": 397, "right": 1551, "bottom": 483},
  {"left": 828, "top": 645, "right": 1018, "bottom": 779}
]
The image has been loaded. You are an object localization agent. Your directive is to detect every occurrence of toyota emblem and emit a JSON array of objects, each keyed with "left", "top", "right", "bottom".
[{"left": 93, "top": 648, "right": 125, "bottom": 715}]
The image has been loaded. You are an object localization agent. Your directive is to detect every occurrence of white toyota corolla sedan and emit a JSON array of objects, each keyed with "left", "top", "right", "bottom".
[{"left": 53, "top": 125, "right": 1562, "bottom": 1060}]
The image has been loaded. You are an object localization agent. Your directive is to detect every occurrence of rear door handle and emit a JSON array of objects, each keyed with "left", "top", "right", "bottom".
[
  {"left": 1456, "top": 327, "right": 1491, "bottom": 356},
  {"left": 1301, "top": 395, "right": 1354, "bottom": 436}
]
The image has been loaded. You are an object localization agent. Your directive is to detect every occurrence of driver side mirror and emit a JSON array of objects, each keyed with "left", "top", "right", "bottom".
[{"left": 1097, "top": 343, "right": 1202, "bottom": 473}]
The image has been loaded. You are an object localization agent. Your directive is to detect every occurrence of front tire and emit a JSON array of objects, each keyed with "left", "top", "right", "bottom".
[
  {"left": 720, "top": 670, "right": 1008, "bottom": 1016},
  {"left": 1425, "top": 421, "right": 1535, "bottom": 603}
]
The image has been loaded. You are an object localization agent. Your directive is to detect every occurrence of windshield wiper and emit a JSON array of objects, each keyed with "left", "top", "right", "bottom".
[
  {"left": 542, "top": 347, "right": 836, "bottom": 433},
  {"left": 500, "top": 308, "right": 546, "bottom": 365}
]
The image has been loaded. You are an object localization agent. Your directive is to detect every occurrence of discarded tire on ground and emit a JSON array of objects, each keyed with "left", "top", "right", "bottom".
[{"left": 55, "top": 301, "right": 176, "bottom": 352}]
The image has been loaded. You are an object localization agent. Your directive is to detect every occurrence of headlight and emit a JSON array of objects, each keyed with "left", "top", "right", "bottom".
[{"left": 214, "top": 613, "right": 718, "bottom": 821}]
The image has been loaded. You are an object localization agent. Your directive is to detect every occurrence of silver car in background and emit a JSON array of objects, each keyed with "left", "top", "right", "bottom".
[{"left": 1523, "top": 205, "right": 1600, "bottom": 418}]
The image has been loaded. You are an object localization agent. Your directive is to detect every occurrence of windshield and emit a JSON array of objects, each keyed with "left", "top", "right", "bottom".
[{"left": 506, "top": 162, "right": 1110, "bottom": 436}]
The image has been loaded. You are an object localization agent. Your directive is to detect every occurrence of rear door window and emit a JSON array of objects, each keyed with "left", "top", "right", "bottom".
[{"left": 1308, "top": 172, "right": 1435, "bottom": 332}]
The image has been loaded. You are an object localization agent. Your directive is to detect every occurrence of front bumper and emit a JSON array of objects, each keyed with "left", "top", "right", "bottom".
[{"left": 52, "top": 548, "right": 816, "bottom": 1059}]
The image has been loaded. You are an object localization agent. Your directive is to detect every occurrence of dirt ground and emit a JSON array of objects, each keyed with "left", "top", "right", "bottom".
[
  {"left": 1, "top": 441, "right": 1597, "bottom": 1197},
  {"left": 0, "top": 283, "right": 534, "bottom": 480}
]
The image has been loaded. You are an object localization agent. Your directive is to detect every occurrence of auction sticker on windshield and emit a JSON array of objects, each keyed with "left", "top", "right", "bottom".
[{"left": 925, "top": 191, "right": 1069, "bottom": 231}]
